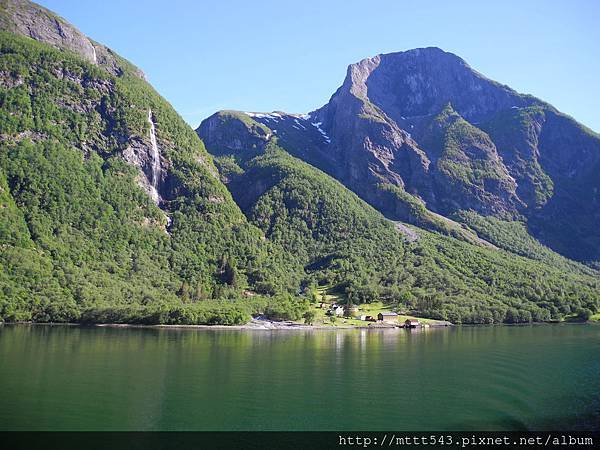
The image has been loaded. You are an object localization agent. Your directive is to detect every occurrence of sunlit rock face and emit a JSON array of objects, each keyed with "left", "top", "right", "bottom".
[{"left": 0, "top": 0, "right": 146, "bottom": 78}]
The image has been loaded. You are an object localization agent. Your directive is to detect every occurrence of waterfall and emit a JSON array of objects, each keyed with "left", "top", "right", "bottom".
[{"left": 147, "top": 109, "right": 161, "bottom": 203}]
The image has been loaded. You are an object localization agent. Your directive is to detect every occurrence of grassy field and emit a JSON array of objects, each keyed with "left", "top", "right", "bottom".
[
  {"left": 590, "top": 313, "right": 600, "bottom": 321},
  {"left": 307, "top": 287, "right": 447, "bottom": 327}
]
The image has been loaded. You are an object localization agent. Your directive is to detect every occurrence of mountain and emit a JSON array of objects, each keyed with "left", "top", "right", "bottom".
[
  {"left": 200, "top": 48, "right": 600, "bottom": 266},
  {"left": 1, "top": 1, "right": 599, "bottom": 325},
  {"left": 0, "top": 0, "right": 303, "bottom": 324}
]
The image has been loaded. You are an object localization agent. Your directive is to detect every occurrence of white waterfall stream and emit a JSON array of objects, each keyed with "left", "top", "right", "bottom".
[{"left": 147, "top": 109, "right": 161, "bottom": 204}]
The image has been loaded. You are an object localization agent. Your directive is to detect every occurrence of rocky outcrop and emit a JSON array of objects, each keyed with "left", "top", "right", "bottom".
[
  {"left": 0, "top": 0, "right": 145, "bottom": 78},
  {"left": 198, "top": 111, "right": 272, "bottom": 156},
  {"left": 306, "top": 48, "right": 535, "bottom": 220},
  {"left": 1, "top": 0, "right": 97, "bottom": 63},
  {"left": 358, "top": 48, "right": 534, "bottom": 123},
  {"left": 122, "top": 136, "right": 166, "bottom": 205}
]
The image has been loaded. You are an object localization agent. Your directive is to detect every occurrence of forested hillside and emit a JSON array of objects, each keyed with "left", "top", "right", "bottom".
[
  {"left": 0, "top": 29, "right": 302, "bottom": 324},
  {"left": 200, "top": 112, "right": 600, "bottom": 323}
]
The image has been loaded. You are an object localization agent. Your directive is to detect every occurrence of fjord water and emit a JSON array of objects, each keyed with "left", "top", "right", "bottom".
[{"left": 1, "top": 325, "right": 599, "bottom": 431}]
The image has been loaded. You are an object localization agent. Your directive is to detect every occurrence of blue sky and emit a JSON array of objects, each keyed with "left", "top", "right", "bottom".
[{"left": 38, "top": 0, "right": 600, "bottom": 131}]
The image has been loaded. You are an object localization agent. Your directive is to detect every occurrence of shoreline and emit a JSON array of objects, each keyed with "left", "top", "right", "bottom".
[
  {"left": 1, "top": 319, "right": 594, "bottom": 331},
  {"left": 0, "top": 320, "right": 429, "bottom": 331}
]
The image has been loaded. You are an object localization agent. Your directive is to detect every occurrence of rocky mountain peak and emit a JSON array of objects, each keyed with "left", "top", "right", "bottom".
[
  {"left": 1, "top": 0, "right": 97, "bottom": 63},
  {"left": 0, "top": 0, "right": 145, "bottom": 78},
  {"left": 333, "top": 47, "right": 535, "bottom": 125}
]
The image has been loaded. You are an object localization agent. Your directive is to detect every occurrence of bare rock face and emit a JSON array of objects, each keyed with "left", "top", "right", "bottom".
[
  {"left": 306, "top": 48, "right": 535, "bottom": 219},
  {"left": 360, "top": 48, "right": 532, "bottom": 123},
  {"left": 0, "top": 0, "right": 145, "bottom": 78},
  {"left": 122, "top": 136, "right": 165, "bottom": 204},
  {"left": 1, "top": 0, "right": 97, "bottom": 63},
  {"left": 305, "top": 49, "right": 600, "bottom": 224}
]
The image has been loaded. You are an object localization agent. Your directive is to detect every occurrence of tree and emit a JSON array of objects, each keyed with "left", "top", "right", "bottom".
[
  {"left": 193, "top": 282, "right": 209, "bottom": 302},
  {"left": 306, "top": 287, "right": 319, "bottom": 303},
  {"left": 303, "top": 309, "right": 316, "bottom": 325},
  {"left": 223, "top": 258, "right": 237, "bottom": 286},
  {"left": 178, "top": 281, "right": 191, "bottom": 302},
  {"left": 575, "top": 308, "right": 593, "bottom": 321}
]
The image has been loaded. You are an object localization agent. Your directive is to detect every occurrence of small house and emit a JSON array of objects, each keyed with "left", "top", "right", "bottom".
[
  {"left": 359, "top": 315, "right": 367, "bottom": 321},
  {"left": 327, "top": 305, "right": 344, "bottom": 316},
  {"left": 405, "top": 319, "right": 420, "bottom": 328},
  {"left": 377, "top": 312, "right": 398, "bottom": 322},
  {"left": 365, "top": 315, "right": 375, "bottom": 322}
]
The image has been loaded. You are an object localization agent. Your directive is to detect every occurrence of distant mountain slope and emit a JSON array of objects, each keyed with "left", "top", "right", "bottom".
[
  {"left": 0, "top": 1, "right": 300, "bottom": 323},
  {"left": 203, "top": 48, "right": 600, "bottom": 265},
  {"left": 198, "top": 111, "right": 600, "bottom": 324}
]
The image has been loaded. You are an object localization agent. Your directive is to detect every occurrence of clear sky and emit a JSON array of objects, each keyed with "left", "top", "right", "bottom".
[{"left": 37, "top": 0, "right": 600, "bottom": 131}]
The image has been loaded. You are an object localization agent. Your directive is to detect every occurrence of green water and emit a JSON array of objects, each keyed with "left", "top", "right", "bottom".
[{"left": 0, "top": 324, "right": 599, "bottom": 431}]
